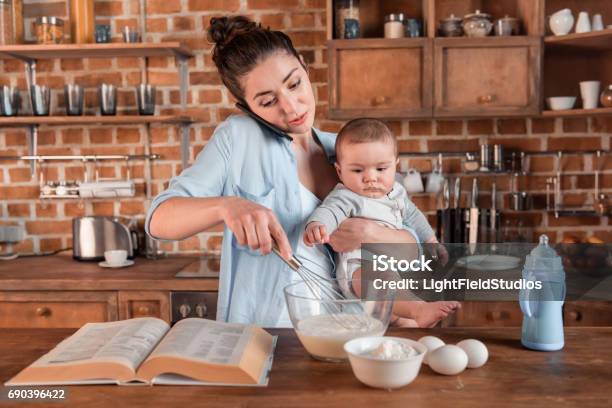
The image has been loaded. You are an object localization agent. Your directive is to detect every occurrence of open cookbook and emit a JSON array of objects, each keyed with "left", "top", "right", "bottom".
[{"left": 5, "top": 317, "right": 277, "bottom": 386}]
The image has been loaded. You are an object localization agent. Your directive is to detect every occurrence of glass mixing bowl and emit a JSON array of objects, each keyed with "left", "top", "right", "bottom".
[{"left": 284, "top": 279, "right": 394, "bottom": 362}]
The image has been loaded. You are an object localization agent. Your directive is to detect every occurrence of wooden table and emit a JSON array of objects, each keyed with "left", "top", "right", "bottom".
[{"left": 1, "top": 327, "right": 611, "bottom": 407}]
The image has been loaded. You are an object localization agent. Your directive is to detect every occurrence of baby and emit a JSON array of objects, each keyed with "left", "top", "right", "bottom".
[{"left": 303, "top": 118, "right": 459, "bottom": 328}]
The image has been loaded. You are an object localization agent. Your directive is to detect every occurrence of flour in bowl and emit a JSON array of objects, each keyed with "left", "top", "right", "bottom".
[{"left": 363, "top": 339, "right": 418, "bottom": 360}]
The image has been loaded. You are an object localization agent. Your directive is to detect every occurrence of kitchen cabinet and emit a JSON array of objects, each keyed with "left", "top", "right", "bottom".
[
  {"left": 0, "top": 291, "right": 118, "bottom": 328},
  {"left": 564, "top": 301, "right": 612, "bottom": 326},
  {"left": 118, "top": 291, "right": 170, "bottom": 321},
  {"left": 328, "top": 38, "right": 433, "bottom": 119},
  {"left": 433, "top": 37, "right": 542, "bottom": 117},
  {"left": 326, "top": 0, "right": 557, "bottom": 119},
  {"left": 0, "top": 255, "right": 218, "bottom": 328}
]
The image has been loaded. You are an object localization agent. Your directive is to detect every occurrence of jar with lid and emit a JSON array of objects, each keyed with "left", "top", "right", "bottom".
[
  {"left": 335, "top": 0, "right": 360, "bottom": 39},
  {"left": 462, "top": 10, "right": 492, "bottom": 37},
  {"left": 0, "top": 0, "right": 15, "bottom": 45},
  {"left": 35, "top": 16, "right": 64, "bottom": 44},
  {"left": 384, "top": 13, "right": 405, "bottom": 39},
  {"left": 438, "top": 14, "right": 463, "bottom": 37}
]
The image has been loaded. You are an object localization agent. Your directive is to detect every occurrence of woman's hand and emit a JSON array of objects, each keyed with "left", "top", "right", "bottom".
[
  {"left": 328, "top": 218, "right": 378, "bottom": 252},
  {"left": 220, "top": 197, "right": 292, "bottom": 259},
  {"left": 329, "top": 217, "right": 419, "bottom": 253}
]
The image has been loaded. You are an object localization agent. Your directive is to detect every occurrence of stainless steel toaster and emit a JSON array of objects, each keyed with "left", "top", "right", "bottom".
[{"left": 72, "top": 216, "right": 138, "bottom": 261}]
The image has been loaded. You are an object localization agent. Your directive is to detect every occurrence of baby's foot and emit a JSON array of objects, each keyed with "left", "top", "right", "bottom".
[
  {"left": 390, "top": 315, "right": 419, "bottom": 328},
  {"left": 415, "top": 301, "right": 461, "bottom": 328}
]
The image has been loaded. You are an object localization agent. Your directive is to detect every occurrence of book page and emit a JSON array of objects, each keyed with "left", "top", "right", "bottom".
[
  {"left": 36, "top": 317, "right": 169, "bottom": 371},
  {"left": 146, "top": 318, "right": 252, "bottom": 366}
]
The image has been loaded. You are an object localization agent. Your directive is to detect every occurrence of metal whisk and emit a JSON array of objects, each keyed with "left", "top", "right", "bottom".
[{"left": 272, "top": 244, "right": 370, "bottom": 330}]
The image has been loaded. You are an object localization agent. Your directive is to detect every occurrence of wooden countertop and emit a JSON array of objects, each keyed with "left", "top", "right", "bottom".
[
  {"left": 0, "top": 255, "right": 219, "bottom": 291},
  {"left": 1, "top": 327, "right": 611, "bottom": 407}
]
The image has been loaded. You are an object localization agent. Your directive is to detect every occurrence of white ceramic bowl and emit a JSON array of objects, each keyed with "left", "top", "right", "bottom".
[
  {"left": 344, "top": 336, "right": 427, "bottom": 389},
  {"left": 546, "top": 96, "right": 576, "bottom": 110}
]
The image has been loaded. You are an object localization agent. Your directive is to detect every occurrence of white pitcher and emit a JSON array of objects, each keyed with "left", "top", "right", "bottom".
[{"left": 549, "top": 8, "right": 574, "bottom": 35}]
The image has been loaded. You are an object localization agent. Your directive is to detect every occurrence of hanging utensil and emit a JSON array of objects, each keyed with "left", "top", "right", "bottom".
[
  {"left": 490, "top": 181, "right": 499, "bottom": 243},
  {"left": 441, "top": 178, "right": 452, "bottom": 243},
  {"left": 452, "top": 177, "right": 463, "bottom": 243},
  {"left": 468, "top": 178, "right": 479, "bottom": 253}
]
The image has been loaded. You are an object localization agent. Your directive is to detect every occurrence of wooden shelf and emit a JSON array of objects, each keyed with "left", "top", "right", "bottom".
[
  {"left": 0, "top": 115, "right": 193, "bottom": 127},
  {"left": 542, "top": 107, "right": 612, "bottom": 117},
  {"left": 544, "top": 29, "right": 612, "bottom": 50},
  {"left": 0, "top": 42, "right": 193, "bottom": 60}
]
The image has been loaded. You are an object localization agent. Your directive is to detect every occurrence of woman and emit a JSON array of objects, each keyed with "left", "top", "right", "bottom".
[{"left": 146, "top": 16, "right": 419, "bottom": 327}]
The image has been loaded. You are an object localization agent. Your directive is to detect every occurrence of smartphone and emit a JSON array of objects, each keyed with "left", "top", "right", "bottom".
[{"left": 235, "top": 102, "right": 292, "bottom": 140}]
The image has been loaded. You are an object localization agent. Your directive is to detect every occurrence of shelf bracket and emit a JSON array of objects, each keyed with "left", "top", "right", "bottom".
[
  {"left": 178, "top": 56, "right": 188, "bottom": 107},
  {"left": 180, "top": 124, "right": 189, "bottom": 170},
  {"left": 27, "top": 125, "right": 38, "bottom": 177}
]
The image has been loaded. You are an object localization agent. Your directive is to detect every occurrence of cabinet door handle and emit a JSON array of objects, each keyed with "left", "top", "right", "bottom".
[
  {"left": 195, "top": 304, "right": 207, "bottom": 318},
  {"left": 487, "top": 310, "right": 508, "bottom": 321},
  {"left": 371, "top": 96, "right": 389, "bottom": 106},
  {"left": 477, "top": 94, "right": 495, "bottom": 104},
  {"left": 568, "top": 310, "right": 582, "bottom": 322},
  {"left": 36, "top": 306, "right": 51, "bottom": 317},
  {"left": 137, "top": 306, "right": 151, "bottom": 315}
]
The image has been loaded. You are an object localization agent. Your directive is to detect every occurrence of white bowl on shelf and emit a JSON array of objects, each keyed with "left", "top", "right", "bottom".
[{"left": 546, "top": 96, "right": 576, "bottom": 111}]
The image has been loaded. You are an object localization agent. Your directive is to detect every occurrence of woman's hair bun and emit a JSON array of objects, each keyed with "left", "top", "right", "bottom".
[{"left": 208, "top": 16, "right": 259, "bottom": 50}]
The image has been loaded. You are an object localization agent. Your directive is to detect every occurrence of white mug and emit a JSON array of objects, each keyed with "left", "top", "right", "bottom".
[
  {"left": 576, "top": 11, "right": 591, "bottom": 33},
  {"left": 402, "top": 168, "right": 424, "bottom": 193},
  {"left": 592, "top": 14, "right": 604, "bottom": 31},
  {"left": 104, "top": 250, "right": 128, "bottom": 266},
  {"left": 580, "top": 80, "right": 601, "bottom": 109},
  {"left": 425, "top": 170, "right": 444, "bottom": 193}
]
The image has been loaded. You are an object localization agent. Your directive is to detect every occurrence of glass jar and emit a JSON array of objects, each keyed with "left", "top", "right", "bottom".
[
  {"left": 600, "top": 84, "right": 612, "bottom": 108},
  {"left": 0, "top": 0, "right": 15, "bottom": 45},
  {"left": 335, "top": 0, "right": 360, "bottom": 39},
  {"left": 35, "top": 16, "right": 64, "bottom": 44},
  {"left": 70, "top": 0, "right": 94, "bottom": 43},
  {"left": 384, "top": 13, "right": 405, "bottom": 39}
]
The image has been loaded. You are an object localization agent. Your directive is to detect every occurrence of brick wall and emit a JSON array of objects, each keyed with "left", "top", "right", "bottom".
[{"left": 0, "top": 0, "right": 610, "bottom": 258}]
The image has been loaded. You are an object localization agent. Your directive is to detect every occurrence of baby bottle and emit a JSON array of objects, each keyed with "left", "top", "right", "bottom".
[{"left": 519, "top": 235, "right": 566, "bottom": 351}]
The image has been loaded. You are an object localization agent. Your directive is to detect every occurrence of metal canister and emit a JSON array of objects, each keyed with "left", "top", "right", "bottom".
[
  {"left": 479, "top": 144, "right": 491, "bottom": 171},
  {"left": 493, "top": 144, "right": 504, "bottom": 172}
]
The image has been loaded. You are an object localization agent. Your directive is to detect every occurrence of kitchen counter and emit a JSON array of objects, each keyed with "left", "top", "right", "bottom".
[
  {"left": 1, "top": 327, "right": 611, "bottom": 407},
  {"left": 0, "top": 254, "right": 218, "bottom": 291}
]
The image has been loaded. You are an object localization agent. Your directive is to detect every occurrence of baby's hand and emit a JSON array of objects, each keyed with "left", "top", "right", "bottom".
[{"left": 303, "top": 222, "right": 329, "bottom": 246}]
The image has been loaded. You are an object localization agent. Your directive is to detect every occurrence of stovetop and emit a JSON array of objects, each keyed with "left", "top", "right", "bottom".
[{"left": 174, "top": 255, "right": 220, "bottom": 278}]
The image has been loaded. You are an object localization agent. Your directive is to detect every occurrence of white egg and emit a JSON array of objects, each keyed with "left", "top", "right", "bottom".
[
  {"left": 457, "top": 339, "right": 489, "bottom": 368},
  {"left": 417, "top": 335, "right": 445, "bottom": 365},
  {"left": 428, "top": 345, "right": 468, "bottom": 375}
]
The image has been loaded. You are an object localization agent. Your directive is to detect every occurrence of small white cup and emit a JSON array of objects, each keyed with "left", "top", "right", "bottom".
[
  {"left": 592, "top": 14, "right": 604, "bottom": 31},
  {"left": 403, "top": 168, "right": 424, "bottom": 194},
  {"left": 104, "top": 250, "right": 128, "bottom": 266},
  {"left": 580, "top": 80, "right": 601, "bottom": 109},
  {"left": 576, "top": 11, "right": 591, "bottom": 33}
]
